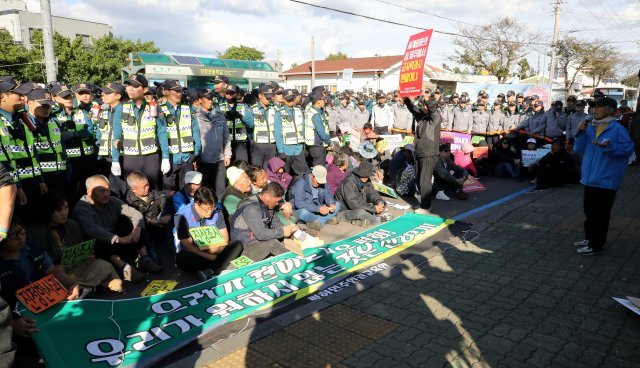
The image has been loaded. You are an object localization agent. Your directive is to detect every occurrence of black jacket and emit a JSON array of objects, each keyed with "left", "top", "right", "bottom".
[
  {"left": 335, "top": 172, "right": 385, "bottom": 214},
  {"left": 404, "top": 97, "right": 442, "bottom": 158},
  {"left": 125, "top": 189, "right": 173, "bottom": 227}
]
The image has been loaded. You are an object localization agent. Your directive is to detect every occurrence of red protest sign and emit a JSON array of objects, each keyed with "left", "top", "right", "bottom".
[
  {"left": 16, "top": 274, "right": 68, "bottom": 314},
  {"left": 398, "top": 29, "right": 433, "bottom": 97}
]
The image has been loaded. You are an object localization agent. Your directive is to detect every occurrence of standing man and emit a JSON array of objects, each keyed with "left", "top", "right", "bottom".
[
  {"left": 573, "top": 97, "right": 634, "bottom": 255},
  {"left": 96, "top": 82, "right": 127, "bottom": 197},
  {"left": 304, "top": 93, "right": 332, "bottom": 166},
  {"left": 248, "top": 84, "right": 278, "bottom": 169},
  {"left": 159, "top": 80, "right": 201, "bottom": 194},
  {"left": 274, "top": 89, "right": 308, "bottom": 175},
  {"left": 404, "top": 95, "right": 442, "bottom": 215},
  {"left": 545, "top": 101, "right": 567, "bottom": 139},
  {"left": 392, "top": 93, "right": 413, "bottom": 136},
  {"left": 219, "top": 84, "right": 251, "bottom": 163},
  {"left": 370, "top": 92, "right": 394, "bottom": 135},
  {"left": 334, "top": 94, "right": 355, "bottom": 135},
  {"left": 353, "top": 98, "right": 370, "bottom": 132},
  {"left": 112, "top": 74, "right": 170, "bottom": 190},
  {"left": 211, "top": 75, "right": 229, "bottom": 106}
]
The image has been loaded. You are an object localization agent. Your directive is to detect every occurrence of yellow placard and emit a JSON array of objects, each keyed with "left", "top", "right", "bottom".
[{"left": 140, "top": 280, "right": 178, "bottom": 297}]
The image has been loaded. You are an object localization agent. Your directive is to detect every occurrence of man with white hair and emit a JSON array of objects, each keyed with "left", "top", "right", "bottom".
[{"left": 72, "top": 174, "right": 162, "bottom": 282}]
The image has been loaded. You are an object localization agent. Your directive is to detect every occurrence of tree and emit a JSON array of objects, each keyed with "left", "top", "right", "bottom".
[
  {"left": 583, "top": 45, "right": 630, "bottom": 88},
  {"left": 451, "top": 17, "right": 539, "bottom": 83},
  {"left": 553, "top": 36, "right": 606, "bottom": 97},
  {"left": 290, "top": 62, "right": 298, "bottom": 69},
  {"left": 325, "top": 52, "right": 348, "bottom": 61},
  {"left": 517, "top": 58, "right": 531, "bottom": 79},
  {"left": 218, "top": 45, "right": 264, "bottom": 61},
  {"left": 0, "top": 31, "right": 31, "bottom": 80}
]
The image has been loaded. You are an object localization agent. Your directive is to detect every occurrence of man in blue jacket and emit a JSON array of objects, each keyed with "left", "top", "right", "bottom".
[
  {"left": 289, "top": 166, "right": 341, "bottom": 231},
  {"left": 573, "top": 97, "right": 634, "bottom": 255}
]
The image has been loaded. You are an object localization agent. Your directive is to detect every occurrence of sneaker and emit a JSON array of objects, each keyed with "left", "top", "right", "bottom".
[
  {"left": 435, "top": 191, "right": 450, "bottom": 201},
  {"left": 197, "top": 269, "right": 215, "bottom": 282},
  {"left": 414, "top": 208, "right": 431, "bottom": 215},
  {"left": 306, "top": 221, "right": 323, "bottom": 232},
  {"left": 139, "top": 256, "right": 162, "bottom": 273},
  {"left": 122, "top": 263, "right": 145, "bottom": 283},
  {"left": 574, "top": 240, "right": 589, "bottom": 247},
  {"left": 327, "top": 216, "right": 340, "bottom": 225},
  {"left": 351, "top": 219, "right": 370, "bottom": 227},
  {"left": 576, "top": 246, "right": 604, "bottom": 255}
]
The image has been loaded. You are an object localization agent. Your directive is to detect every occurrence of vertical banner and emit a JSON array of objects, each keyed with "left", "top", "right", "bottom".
[{"left": 398, "top": 29, "right": 433, "bottom": 97}]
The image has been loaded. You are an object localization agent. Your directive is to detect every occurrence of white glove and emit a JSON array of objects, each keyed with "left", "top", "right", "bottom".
[
  {"left": 111, "top": 162, "right": 121, "bottom": 176},
  {"left": 161, "top": 159, "right": 171, "bottom": 175}
]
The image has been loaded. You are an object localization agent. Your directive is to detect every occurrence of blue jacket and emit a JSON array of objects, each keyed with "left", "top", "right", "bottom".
[
  {"left": 574, "top": 120, "right": 634, "bottom": 190},
  {"left": 289, "top": 172, "right": 335, "bottom": 213}
]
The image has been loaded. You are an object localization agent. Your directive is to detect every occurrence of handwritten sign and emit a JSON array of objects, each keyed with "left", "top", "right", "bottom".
[
  {"left": 440, "top": 131, "right": 471, "bottom": 152},
  {"left": 140, "top": 280, "right": 178, "bottom": 297},
  {"left": 230, "top": 255, "right": 255, "bottom": 269},
  {"left": 349, "top": 129, "right": 361, "bottom": 148},
  {"left": 338, "top": 123, "right": 351, "bottom": 134},
  {"left": 189, "top": 226, "right": 227, "bottom": 249},
  {"left": 401, "top": 135, "right": 415, "bottom": 146},
  {"left": 521, "top": 149, "right": 550, "bottom": 167},
  {"left": 380, "top": 134, "right": 403, "bottom": 152},
  {"left": 398, "top": 29, "right": 433, "bottom": 97},
  {"left": 60, "top": 239, "right": 95, "bottom": 266},
  {"left": 16, "top": 274, "right": 67, "bottom": 314},
  {"left": 463, "top": 177, "right": 486, "bottom": 193},
  {"left": 373, "top": 182, "right": 400, "bottom": 199}
]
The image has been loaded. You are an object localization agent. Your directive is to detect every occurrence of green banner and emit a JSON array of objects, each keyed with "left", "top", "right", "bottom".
[{"left": 19, "top": 214, "right": 452, "bottom": 368}]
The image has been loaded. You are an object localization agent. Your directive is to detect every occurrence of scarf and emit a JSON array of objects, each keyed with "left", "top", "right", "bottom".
[{"left": 593, "top": 116, "right": 615, "bottom": 138}]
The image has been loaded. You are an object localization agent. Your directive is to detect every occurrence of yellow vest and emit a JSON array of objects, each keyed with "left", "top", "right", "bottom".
[
  {"left": 304, "top": 107, "right": 329, "bottom": 147},
  {"left": 279, "top": 106, "right": 304, "bottom": 145},
  {"left": 33, "top": 117, "right": 66, "bottom": 173},
  {"left": 252, "top": 103, "right": 276, "bottom": 144},
  {"left": 7, "top": 117, "right": 42, "bottom": 180},
  {"left": 121, "top": 102, "right": 159, "bottom": 156},
  {"left": 0, "top": 114, "right": 17, "bottom": 182},
  {"left": 67, "top": 107, "right": 96, "bottom": 157},
  {"left": 96, "top": 106, "right": 113, "bottom": 157},
  {"left": 160, "top": 103, "right": 194, "bottom": 154},
  {"left": 220, "top": 102, "right": 248, "bottom": 142}
]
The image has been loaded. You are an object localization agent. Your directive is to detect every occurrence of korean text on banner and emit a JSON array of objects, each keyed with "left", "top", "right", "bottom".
[{"left": 398, "top": 29, "right": 433, "bottom": 97}]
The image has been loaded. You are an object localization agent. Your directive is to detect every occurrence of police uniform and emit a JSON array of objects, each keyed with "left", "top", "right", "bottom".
[
  {"left": 219, "top": 84, "right": 251, "bottom": 163},
  {"left": 274, "top": 89, "right": 308, "bottom": 175},
  {"left": 248, "top": 84, "right": 278, "bottom": 169},
  {"left": 67, "top": 82, "right": 98, "bottom": 195},
  {"left": 95, "top": 82, "right": 127, "bottom": 197},
  {"left": 305, "top": 97, "right": 332, "bottom": 167}
]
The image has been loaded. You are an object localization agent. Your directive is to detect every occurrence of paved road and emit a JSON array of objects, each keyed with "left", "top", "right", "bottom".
[{"left": 199, "top": 166, "right": 640, "bottom": 368}]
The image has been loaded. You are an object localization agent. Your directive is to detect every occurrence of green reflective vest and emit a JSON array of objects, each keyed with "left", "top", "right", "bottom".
[
  {"left": 97, "top": 106, "right": 113, "bottom": 157},
  {"left": 66, "top": 106, "right": 95, "bottom": 157},
  {"left": 304, "top": 108, "right": 329, "bottom": 147},
  {"left": 160, "top": 103, "right": 194, "bottom": 154},
  {"left": 219, "top": 101, "right": 248, "bottom": 142},
  {"left": 0, "top": 114, "right": 17, "bottom": 182},
  {"left": 7, "top": 116, "right": 41, "bottom": 180},
  {"left": 33, "top": 117, "right": 66, "bottom": 173},
  {"left": 279, "top": 106, "right": 304, "bottom": 145},
  {"left": 121, "top": 101, "right": 159, "bottom": 156},
  {"left": 251, "top": 103, "right": 276, "bottom": 144}
]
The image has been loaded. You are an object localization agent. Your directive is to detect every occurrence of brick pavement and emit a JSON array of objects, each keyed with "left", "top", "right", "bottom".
[{"left": 202, "top": 166, "right": 640, "bottom": 368}]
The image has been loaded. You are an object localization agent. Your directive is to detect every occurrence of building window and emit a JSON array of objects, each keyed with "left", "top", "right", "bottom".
[
  {"left": 76, "top": 34, "right": 90, "bottom": 47},
  {"left": 296, "top": 85, "right": 308, "bottom": 94}
]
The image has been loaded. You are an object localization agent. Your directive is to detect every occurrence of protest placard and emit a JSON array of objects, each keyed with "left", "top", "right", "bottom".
[
  {"left": 349, "top": 129, "right": 361, "bottom": 148},
  {"left": 189, "top": 226, "right": 227, "bottom": 249},
  {"left": 463, "top": 177, "right": 486, "bottom": 193},
  {"left": 521, "top": 149, "right": 550, "bottom": 167},
  {"left": 60, "top": 239, "right": 95, "bottom": 266},
  {"left": 337, "top": 123, "right": 351, "bottom": 134},
  {"left": 473, "top": 147, "right": 489, "bottom": 159},
  {"left": 140, "top": 280, "right": 178, "bottom": 297},
  {"left": 230, "top": 255, "right": 255, "bottom": 269},
  {"left": 380, "top": 134, "right": 403, "bottom": 152},
  {"left": 440, "top": 131, "right": 471, "bottom": 152},
  {"left": 16, "top": 274, "right": 67, "bottom": 314},
  {"left": 398, "top": 29, "right": 433, "bottom": 97},
  {"left": 401, "top": 135, "right": 415, "bottom": 146},
  {"left": 373, "top": 182, "right": 400, "bottom": 199}
]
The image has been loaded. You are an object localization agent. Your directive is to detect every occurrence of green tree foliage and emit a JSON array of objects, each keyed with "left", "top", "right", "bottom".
[
  {"left": 325, "top": 52, "right": 348, "bottom": 61},
  {"left": 218, "top": 45, "right": 264, "bottom": 61},
  {"left": 517, "top": 58, "right": 531, "bottom": 79},
  {"left": 0, "top": 31, "right": 31, "bottom": 80}
]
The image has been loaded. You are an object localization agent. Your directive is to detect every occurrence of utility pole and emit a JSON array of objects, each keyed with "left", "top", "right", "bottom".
[
  {"left": 311, "top": 34, "right": 316, "bottom": 89},
  {"left": 40, "top": 0, "right": 57, "bottom": 83},
  {"left": 549, "top": 0, "right": 561, "bottom": 88}
]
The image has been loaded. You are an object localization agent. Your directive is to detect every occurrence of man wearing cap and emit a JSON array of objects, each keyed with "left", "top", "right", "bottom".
[
  {"left": 70, "top": 82, "right": 98, "bottom": 183},
  {"left": 172, "top": 170, "right": 202, "bottom": 213},
  {"left": 565, "top": 95, "right": 577, "bottom": 115},
  {"left": 211, "top": 75, "right": 229, "bottom": 106},
  {"left": 442, "top": 94, "right": 458, "bottom": 131},
  {"left": 304, "top": 93, "right": 332, "bottom": 166},
  {"left": 471, "top": 102, "right": 489, "bottom": 141},
  {"left": 274, "top": 88, "right": 308, "bottom": 176},
  {"left": 219, "top": 84, "right": 251, "bottom": 163},
  {"left": 289, "top": 166, "right": 340, "bottom": 231},
  {"left": 196, "top": 89, "right": 231, "bottom": 200},
  {"left": 246, "top": 84, "right": 278, "bottom": 169},
  {"left": 335, "top": 161, "right": 386, "bottom": 226},
  {"left": 573, "top": 97, "right": 634, "bottom": 255},
  {"left": 353, "top": 98, "right": 370, "bottom": 132},
  {"left": 0, "top": 78, "right": 27, "bottom": 195},
  {"left": 515, "top": 93, "right": 525, "bottom": 112},
  {"left": 112, "top": 74, "right": 170, "bottom": 191},
  {"left": 158, "top": 80, "right": 201, "bottom": 194},
  {"left": 25, "top": 87, "right": 67, "bottom": 194},
  {"left": 487, "top": 101, "right": 505, "bottom": 149},
  {"left": 370, "top": 92, "right": 394, "bottom": 135},
  {"left": 452, "top": 97, "right": 472, "bottom": 134},
  {"left": 544, "top": 101, "right": 567, "bottom": 139},
  {"left": 95, "top": 82, "right": 127, "bottom": 197},
  {"left": 566, "top": 99, "right": 588, "bottom": 142},
  {"left": 392, "top": 93, "right": 413, "bottom": 136}
]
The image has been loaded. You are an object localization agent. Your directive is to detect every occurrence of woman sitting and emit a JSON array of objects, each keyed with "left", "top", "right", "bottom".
[{"left": 491, "top": 138, "right": 521, "bottom": 178}]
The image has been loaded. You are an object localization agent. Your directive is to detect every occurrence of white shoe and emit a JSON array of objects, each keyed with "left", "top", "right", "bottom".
[
  {"left": 414, "top": 208, "right": 431, "bottom": 215},
  {"left": 435, "top": 191, "right": 450, "bottom": 201}
]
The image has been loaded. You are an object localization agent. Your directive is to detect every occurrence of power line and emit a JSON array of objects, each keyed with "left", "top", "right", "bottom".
[
  {"left": 288, "top": 0, "right": 549, "bottom": 46},
  {"left": 371, "top": 0, "right": 477, "bottom": 26}
]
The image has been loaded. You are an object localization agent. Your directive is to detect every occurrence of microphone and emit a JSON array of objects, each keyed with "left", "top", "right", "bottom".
[{"left": 574, "top": 119, "right": 590, "bottom": 138}]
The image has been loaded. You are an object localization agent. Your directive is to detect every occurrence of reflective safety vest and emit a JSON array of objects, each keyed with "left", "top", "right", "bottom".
[
  {"left": 160, "top": 103, "right": 194, "bottom": 154},
  {"left": 279, "top": 106, "right": 304, "bottom": 145},
  {"left": 96, "top": 105, "right": 114, "bottom": 157},
  {"left": 0, "top": 114, "right": 17, "bottom": 182},
  {"left": 219, "top": 101, "right": 248, "bottom": 142},
  {"left": 7, "top": 117, "right": 41, "bottom": 180},
  {"left": 63, "top": 107, "right": 95, "bottom": 158},
  {"left": 121, "top": 101, "right": 159, "bottom": 156},
  {"left": 304, "top": 108, "right": 329, "bottom": 146},
  {"left": 32, "top": 117, "right": 66, "bottom": 173},
  {"left": 251, "top": 103, "right": 276, "bottom": 144}
]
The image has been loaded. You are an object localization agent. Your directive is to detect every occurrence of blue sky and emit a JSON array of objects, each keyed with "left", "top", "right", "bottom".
[{"left": 47, "top": 0, "right": 640, "bottom": 76}]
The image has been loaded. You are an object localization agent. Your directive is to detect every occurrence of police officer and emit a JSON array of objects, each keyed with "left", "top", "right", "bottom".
[
  {"left": 452, "top": 97, "right": 472, "bottom": 134},
  {"left": 211, "top": 75, "right": 229, "bottom": 106},
  {"left": 219, "top": 84, "right": 251, "bottom": 163},
  {"left": 96, "top": 82, "right": 127, "bottom": 197},
  {"left": 275, "top": 88, "right": 308, "bottom": 175},
  {"left": 305, "top": 92, "right": 332, "bottom": 166},
  {"left": 112, "top": 74, "right": 169, "bottom": 190},
  {"left": 247, "top": 84, "right": 278, "bottom": 169},
  {"left": 69, "top": 82, "right": 98, "bottom": 187},
  {"left": 158, "top": 80, "right": 201, "bottom": 194}
]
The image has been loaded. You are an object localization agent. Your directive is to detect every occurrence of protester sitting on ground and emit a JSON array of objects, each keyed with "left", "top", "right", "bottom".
[
  {"left": 221, "top": 166, "right": 252, "bottom": 216},
  {"left": 358, "top": 141, "right": 385, "bottom": 183},
  {"left": 72, "top": 174, "right": 162, "bottom": 283},
  {"left": 453, "top": 142, "right": 478, "bottom": 178},
  {"left": 266, "top": 157, "right": 293, "bottom": 191},
  {"left": 388, "top": 144, "right": 414, "bottom": 187},
  {"left": 173, "top": 186, "right": 243, "bottom": 281},
  {"left": 362, "top": 122, "right": 378, "bottom": 141},
  {"left": 173, "top": 171, "right": 203, "bottom": 213},
  {"left": 335, "top": 161, "right": 387, "bottom": 227},
  {"left": 326, "top": 152, "right": 350, "bottom": 195},
  {"left": 521, "top": 138, "right": 539, "bottom": 179},
  {"left": 27, "top": 191, "right": 123, "bottom": 294},
  {"left": 491, "top": 138, "right": 521, "bottom": 179},
  {"left": 532, "top": 137, "right": 577, "bottom": 190},
  {"left": 289, "top": 166, "right": 341, "bottom": 231},
  {"left": 229, "top": 182, "right": 294, "bottom": 261},
  {"left": 395, "top": 145, "right": 418, "bottom": 205},
  {"left": 247, "top": 164, "right": 268, "bottom": 194},
  {"left": 125, "top": 171, "right": 173, "bottom": 261},
  {"left": 433, "top": 143, "right": 469, "bottom": 201}
]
